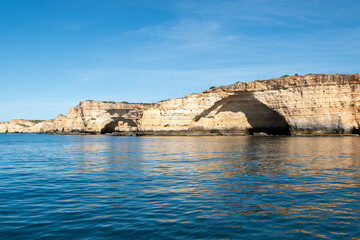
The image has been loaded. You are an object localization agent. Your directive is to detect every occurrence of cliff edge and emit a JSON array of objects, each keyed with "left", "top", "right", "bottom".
[{"left": 1, "top": 74, "right": 359, "bottom": 135}]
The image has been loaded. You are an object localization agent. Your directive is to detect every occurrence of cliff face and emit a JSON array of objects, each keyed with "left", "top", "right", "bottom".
[
  {"left": 1, "top": 74, "right": 359, "bottom": 135},
  {"left": 61, "top": 101, "right": 149, "bottom": 133},
  {"left": 139, "top": 74, "right": 360, "bottom": 135},
  {"left": 0, "top": 120, "right": 36, "bottom": 133}
]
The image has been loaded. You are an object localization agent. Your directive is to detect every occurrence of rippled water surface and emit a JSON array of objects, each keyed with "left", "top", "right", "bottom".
[{"left": 0, "top": 135, "right": 359, "bottom": 239}]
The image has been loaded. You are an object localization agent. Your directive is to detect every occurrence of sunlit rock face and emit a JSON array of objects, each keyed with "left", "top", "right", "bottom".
[
  {"left": 0, "top": 118, "right": 66, "bottom": 134},
  {"left": 2, "top": 120, "right": 36, "bottom": 133},
  {"left": 1, "top": 74, "right": 359, "bottom": 135},
  {"left": 139, "top": 91, "right": 291, "bottom": 135},
  {"left": 253, "top": 84, "right": 360, "bottom": 134},
  {"left": 29, "top": 115, "right": 67, "bottom": 133},
  {"left": 139, "top": 74, "right": 360, "bottom": 135},
  {"left": 62, "top": 101, "right": 149, "bottom": 134},
  {"left": 0, "top": 102, "right": 148, "bottom": 134},
  {"left": 0, "top": 122, "right": 9, "bottom": 133},
  {"left": 247, "top": 74, "right": 360, "bottom": 134}
]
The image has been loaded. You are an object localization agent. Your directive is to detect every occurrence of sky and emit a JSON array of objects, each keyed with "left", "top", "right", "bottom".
[{"left": 0, "top": 0, "right": 359, "bottom": 121}]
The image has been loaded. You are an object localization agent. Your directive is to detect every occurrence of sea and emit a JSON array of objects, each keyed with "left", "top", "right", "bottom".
[{"left": 0, "top": 134, "right": 359, "bottom": 239}]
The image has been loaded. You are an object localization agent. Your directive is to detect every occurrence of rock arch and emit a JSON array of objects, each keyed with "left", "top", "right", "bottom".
[{"left": 192, "top": 92, "right": 291, "bottom": 135}]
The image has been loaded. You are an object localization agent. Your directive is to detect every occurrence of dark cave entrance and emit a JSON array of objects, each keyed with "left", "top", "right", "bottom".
[
  {"left": 351, "top": 127, "right": 360, "bottom": 135},
  {"left": 243, "top": 102, "right": 291, "bottom": 136},
  {"left": 101, "top": 120, "right": 120, "bottom": 134},
  {"left": 247, "top": 126, "right": 291, "bottom": 136}
]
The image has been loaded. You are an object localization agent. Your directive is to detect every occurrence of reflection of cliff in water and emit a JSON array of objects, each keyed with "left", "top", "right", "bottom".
[{"left": 63, "top": 135, "right": 360, "bottom": 220}]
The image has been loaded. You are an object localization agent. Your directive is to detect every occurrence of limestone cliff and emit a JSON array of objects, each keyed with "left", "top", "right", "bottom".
[
  {"left": 1, "top": 74, "right": 359, "bottom": 135},
  {"left": 0, "top": 120, "right": 36, "bottom": 134},
  {"left": 139, "top": 74, "right": 360, "bottom": 135},
  {"left": 62, "top": 101, "right": 149, "bottom": 134}
]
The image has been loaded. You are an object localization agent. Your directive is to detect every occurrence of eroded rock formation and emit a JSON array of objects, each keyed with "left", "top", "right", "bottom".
[
  {"left": 61, "top": 101, "right": 149, "bottom": 134},
  {"left": 1, "top": 74, "right": 359, "bottom": 135}
]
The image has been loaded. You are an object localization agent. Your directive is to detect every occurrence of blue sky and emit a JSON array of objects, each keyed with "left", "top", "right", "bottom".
[{"left": 0, "top": 0, "right": 359, "bottom": 121}]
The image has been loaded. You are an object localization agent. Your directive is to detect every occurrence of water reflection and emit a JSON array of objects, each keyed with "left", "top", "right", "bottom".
[
  {"left": 63, "top": 135, "right": 360, "bottom": 198},
  {"left": 2, "top": 135, "right": 358, "bottom": 239}
]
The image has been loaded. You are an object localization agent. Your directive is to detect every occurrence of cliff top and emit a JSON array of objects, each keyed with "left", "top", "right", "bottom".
[{"left": 216, "top": 74, "right": 360, "bottom": 93}]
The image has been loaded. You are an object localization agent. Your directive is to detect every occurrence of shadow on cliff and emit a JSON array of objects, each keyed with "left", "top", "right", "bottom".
[
  {"left": 351, "top": 126, "right": 360, "bottom": 135},
  {"left": 193, "top": 92, "right": 291, "bottom": 135},
  {"left": 100, "top": 109, "right": 138, "bottom": 134}
]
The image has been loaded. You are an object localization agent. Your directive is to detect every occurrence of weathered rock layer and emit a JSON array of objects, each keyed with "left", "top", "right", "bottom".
[{"left": 1, "top": 74, "right": 359, "bottom": 135}]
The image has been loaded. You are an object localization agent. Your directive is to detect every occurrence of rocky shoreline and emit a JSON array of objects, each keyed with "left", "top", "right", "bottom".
[{"left": 1, "top": 74, "right": 360, "bottom": 136}]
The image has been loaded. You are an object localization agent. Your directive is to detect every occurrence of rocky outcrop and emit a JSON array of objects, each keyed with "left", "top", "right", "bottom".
[
  {"left": 139, "top": 74, "right": 360, "bottom": 135},
  {"left": 62, "top": 101, "right": 150, "bottom": 134},
  {"left": 30, "top": 115, "right": 67, "bottom": 133},
  {"left": 0, "top": 120, "right": 36, "bottom": 133},
  {"left": 1, "top": 74, "right": 359, "bottom": 135}
]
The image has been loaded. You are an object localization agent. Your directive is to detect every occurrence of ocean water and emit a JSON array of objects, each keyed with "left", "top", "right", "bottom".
[{"left": 0, "top": 134, "right": 359, "bottom": 239}]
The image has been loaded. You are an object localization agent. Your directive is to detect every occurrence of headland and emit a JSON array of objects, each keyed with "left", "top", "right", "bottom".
[{"left": 1, "top": 74, "right": 360, "bottom": 136}]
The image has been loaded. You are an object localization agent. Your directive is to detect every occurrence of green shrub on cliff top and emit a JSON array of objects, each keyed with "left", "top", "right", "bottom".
[
  {"left": 17, "top": 123, "right": 30, "bottom": 127},
  {"left": 29, "top": 120, "right": 44, "bottom": 124}
]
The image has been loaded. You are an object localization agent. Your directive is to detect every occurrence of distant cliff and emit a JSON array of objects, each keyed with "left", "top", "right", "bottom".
[{"left": 1, "top": 74, "right": 359, "bottom": 135}]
